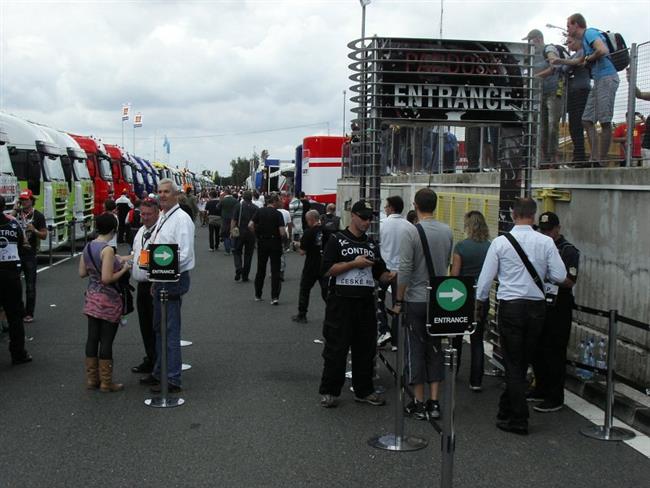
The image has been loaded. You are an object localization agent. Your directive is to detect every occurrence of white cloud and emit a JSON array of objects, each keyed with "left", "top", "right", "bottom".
[{"left": 1, "top": 0, "right": 648, "bottom": 175}]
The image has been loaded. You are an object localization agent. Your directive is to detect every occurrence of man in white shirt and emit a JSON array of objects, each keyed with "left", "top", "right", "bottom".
[
  {"left": 377, "top": 195, "right": 412, "bottom": 346},
  {"left": 475, "top": 197, "right": 567, "bottom": 435},
  {"left": 274, "top": 198, "right": 292, "bottom": 281},
  {"left": 130, "top": 198, "right": 159, "bottom": 375},
  {"left": 144, "top": 178, "right": 195, "bottom": 392}
]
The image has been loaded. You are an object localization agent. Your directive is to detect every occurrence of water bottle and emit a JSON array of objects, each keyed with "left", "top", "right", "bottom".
[
  {"left": 577, "top": 341, "right": 587, "bottom": 378},
  {"left": 597, "top": 338, "right": 607, "bottom": 371},
  {"left": 584, "top": 339, "right": 594, "bottom": 380}
]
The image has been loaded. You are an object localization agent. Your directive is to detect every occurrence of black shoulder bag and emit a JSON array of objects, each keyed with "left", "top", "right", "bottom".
[
  {"left": 503, "top": 233, "right": 557, "bottom": 306},
  {"left": 415, "top": 224, "right": 438, "bottom": 319}
]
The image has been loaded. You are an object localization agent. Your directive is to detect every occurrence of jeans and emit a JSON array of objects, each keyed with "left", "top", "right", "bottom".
[
  {"left": 254, "top": 240, "right": 282, "bottom": 299},
  {"left": 21, "top": 254, "right": 37, "bottom": 317},
  {"left": 0, "top": 269, "right": 27, "bottom": 360},
  {"left": 297, "top": 271, "right": 327, "bottom": 316},
  {"left": 319, "top": 295, "right": 376, "bottom": 398},
  {"left": 568, "top": 88, "right": 590, "bottom": 162},
  {"left": 136, "top": 281, "right": 155, "bottom": 364},
  {"left": 532, "top": 293, "right": 573, "bottom": 404},
  {"left": 152, "top": 271, "right": 190, "bottom": 387},
  {"left": 233, "top": 230, "right": 255, "bottom": 280},
  {"left": 220, "top": 218, "right": 232, "bottom": 252},
  {"left": 497, "top": 299, "right": 546, "bottom": 425},
  {"left": 541, "top": 93, "right": 562, "bottom": 163},
  {"left": 208, "top": 222, "right": 221, "bottom": 250}
]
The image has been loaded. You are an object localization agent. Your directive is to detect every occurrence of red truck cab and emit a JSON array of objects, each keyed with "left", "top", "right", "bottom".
[
  {"left": 104, "top": 144, "right": 135, "bottom": 201},
  {"left": 69, "top": 134, "right": 114, "bottom": 215}
]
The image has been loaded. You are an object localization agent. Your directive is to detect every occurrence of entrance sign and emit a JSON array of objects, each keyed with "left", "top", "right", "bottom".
[
  {"left": 426, "top": 276, "right": 476, "bottom": 336},
  {"left": 148, "top": 243, "right": 179, "bottom": 282}
]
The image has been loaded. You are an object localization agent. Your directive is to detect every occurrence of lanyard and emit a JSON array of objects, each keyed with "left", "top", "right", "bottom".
[
  {"left": 150, "top": 205, "right": 180, "bottom": 244},
  {"left": 141, "top": 224, "right": 157, "bottom": 249}
]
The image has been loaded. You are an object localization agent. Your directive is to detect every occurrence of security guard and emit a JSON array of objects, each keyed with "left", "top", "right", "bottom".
[
  {"left": 0, "top": 195, "right": 32, "bottom": 365},
  {"left": 318, "top": 200, "right": 395, "bottom": 408},
  {"left": 530, "top": 211, "right": 580, "bottom": 412}
]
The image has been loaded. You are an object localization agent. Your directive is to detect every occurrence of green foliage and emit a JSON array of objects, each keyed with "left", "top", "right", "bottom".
[{"left": 229, "top": 156, "right": 253, "bottom": 186}]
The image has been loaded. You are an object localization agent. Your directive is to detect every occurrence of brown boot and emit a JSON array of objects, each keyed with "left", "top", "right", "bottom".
[
  {"left": 85, "top": 357, "right": 99, "bottom": 389},
  {"left": 98, "top": 359, "right": 124, "bottom": 392}
]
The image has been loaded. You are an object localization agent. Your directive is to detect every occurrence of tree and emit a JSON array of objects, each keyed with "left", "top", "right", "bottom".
[{"left": 229, "top": 157, "right": 253, "bottom": 186}]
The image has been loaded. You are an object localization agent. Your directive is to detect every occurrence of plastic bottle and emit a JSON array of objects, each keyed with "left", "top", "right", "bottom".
[
  {"left": 577, "top": 341, "right": 587, "bottom": 378},
  {"left": 584, "top": 339, "right": 594, "bottom": 380},
  {"left": 597, "top": 338, "right": 607, "bottom": 370}
]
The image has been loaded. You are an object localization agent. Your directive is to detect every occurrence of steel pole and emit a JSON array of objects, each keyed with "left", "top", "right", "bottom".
[
  {"left": 625, "top": 44, "right": 638, "bottom": 168},
  {"left": 441, "top": 344, "right": 457, "bottom": 488}
]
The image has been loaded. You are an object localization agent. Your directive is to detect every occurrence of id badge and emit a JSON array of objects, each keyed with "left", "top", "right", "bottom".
[
  {"left": 138, "top": 248, "right": 150, "bottom": 270},
  {"left": 544, "top": 282, "right": 559, "bottom": 306}
]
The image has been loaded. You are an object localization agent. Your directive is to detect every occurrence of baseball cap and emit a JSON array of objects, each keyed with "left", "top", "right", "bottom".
[
  {"left": 538, "top": 211, "right": 560, "bottom": 230},
  {"left": 351, "top": 200, "right": 373, "bottom": 219},
  {"left": 19, "top": 189, "right": 34, "bottom": 200},
  {"left": 522, "top": 29, "right": 543, "bottom": 41}
]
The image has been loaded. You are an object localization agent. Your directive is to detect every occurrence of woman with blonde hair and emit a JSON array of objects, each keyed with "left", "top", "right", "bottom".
[{"left": 451, "top": 210, "right": 491, "bottom": 391}]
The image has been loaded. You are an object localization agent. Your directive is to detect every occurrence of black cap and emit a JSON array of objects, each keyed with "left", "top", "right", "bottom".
[
  {"left": 351, "top": 200, "right": 373, "bottom": 219},
  {"left": 538, "top": 211, "right": 560, "bottom": 230}
]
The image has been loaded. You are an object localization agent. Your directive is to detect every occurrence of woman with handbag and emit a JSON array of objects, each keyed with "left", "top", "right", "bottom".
[{"left": 79, "top": 213, "right": 132, "bottom": 392}]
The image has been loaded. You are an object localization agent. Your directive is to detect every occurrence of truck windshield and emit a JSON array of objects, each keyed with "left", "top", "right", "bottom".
[
  {"left": 0, "top": 145, "right": 13, "bottom": 174},
  {"left": 42, "top": 155, "right": 66, "bottom": 181},
  {"left": 122, "top": 163, "right": 134, "bottom": 183},
  {"left": 99, "top": 158, "right": 113, "bottom": 181},
  {"left": 135, "top": 170, "right": 144, "bottom": 185},
  {"left": 73, "top": 159, "right": 91, "bottom": 180},
  {"left": 146, "top": 173, "right": 153, "bottom": 186}
]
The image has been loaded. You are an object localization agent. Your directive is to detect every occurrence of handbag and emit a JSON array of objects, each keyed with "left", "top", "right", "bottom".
[
  {"left": 85, "top": 243, "right": 135, "bottom": 316},
  {"left": 230, "top": 202, "right": 244, "bottom": 238},
  {"left": 503, "top": 233, "right": 558, "bottom": 306}
]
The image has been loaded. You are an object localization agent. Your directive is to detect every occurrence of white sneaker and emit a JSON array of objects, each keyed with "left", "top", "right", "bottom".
[{"left": 377, "top": 331, "right": 391, "bottom": 347}]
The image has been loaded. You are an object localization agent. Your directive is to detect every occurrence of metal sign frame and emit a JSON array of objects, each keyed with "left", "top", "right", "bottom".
[
  {"left": 425, "top": 276, "right": 477, "bottom": 336},
  {"left": 147, "top": 243, "right": 180, "bottom": 283}
]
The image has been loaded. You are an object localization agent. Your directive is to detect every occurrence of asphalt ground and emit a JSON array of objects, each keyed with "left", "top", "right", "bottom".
[{"left": 1, "top": 225, "right": 649, "bottom": 488}]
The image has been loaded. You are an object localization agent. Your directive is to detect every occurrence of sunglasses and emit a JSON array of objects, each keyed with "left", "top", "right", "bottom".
[{"left": 354, "top": 213, "right": 373, "bottom": 221}]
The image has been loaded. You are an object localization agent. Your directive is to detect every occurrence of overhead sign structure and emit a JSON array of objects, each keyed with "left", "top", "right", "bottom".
[
  {"left": 426, "top": 276, "right": 476, "bottom": 336},
  {"left": 148, "top": 243, "right": 180, "bottom": 282}
]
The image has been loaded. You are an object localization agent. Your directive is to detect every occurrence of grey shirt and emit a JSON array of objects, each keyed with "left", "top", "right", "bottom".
[{"left": 398, "top": 219, "right": 453, "bottom": 303}]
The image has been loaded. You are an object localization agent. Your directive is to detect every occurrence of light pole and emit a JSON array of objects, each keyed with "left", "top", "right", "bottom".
[
  {"left": 359, "top": 0, "right": 371, "bottom": 199},
  {"left": 342, "top": 90, "right": 346, "bottom": 136}
]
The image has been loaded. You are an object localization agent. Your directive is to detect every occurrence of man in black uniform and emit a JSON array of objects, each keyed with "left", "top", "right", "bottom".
[
  {"left": 231, "top": 191, "right": 257, "bottom": 282},
  {"left": 319, "top": 200, "right": 395, "bottom": 408},
  {"left": 0, "top": 195, "right": 32, "bottom": 365},
  {"left": 14, "top": 189, "right": 46, "bottom": 323},
  {"left": 530, "top": 211, "right": 580, "bottom": 412},
  {"left": 249, "top": 193, "right": 286, "bottom": 305},
  {"left": 291, "top": 209, "right": 326, "bottom": 323}
]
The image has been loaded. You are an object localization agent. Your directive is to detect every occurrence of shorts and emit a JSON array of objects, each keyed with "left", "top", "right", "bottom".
[
  {"left": 582, "top": 74, "right": 619, "bottom": 124},
  {"left": 404, "top": 302, "right": 444, "bottom": 385}
]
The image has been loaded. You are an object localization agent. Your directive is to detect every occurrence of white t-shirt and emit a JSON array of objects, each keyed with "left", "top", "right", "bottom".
[{"left": 278, "top": 208, "right": 291, "bottom": 235}]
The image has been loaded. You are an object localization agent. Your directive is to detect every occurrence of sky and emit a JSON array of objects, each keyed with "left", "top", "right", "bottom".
[{"left": 0, "top": 0, "right": 648, "bottom": 176}]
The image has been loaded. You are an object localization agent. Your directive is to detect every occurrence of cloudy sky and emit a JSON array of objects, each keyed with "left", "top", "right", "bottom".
[{"left": 1, "top": 0, "right": 648, "bottom": 176}]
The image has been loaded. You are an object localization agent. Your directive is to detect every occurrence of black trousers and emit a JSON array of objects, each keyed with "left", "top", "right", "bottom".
[
  {"left": 319, "top": 295, "right": 376, "bottom": 398},
  {"left": 208, "top": 222, "right": 221, "bottom": 250},
  {"left": 254, "top": 240, "right": 282, "bottom": 299},
  {"left": 568, "top": 88, "right": 590, "bottom": 162},
  {"left": 20, "top": 254, "right": 37, "bottom": 317},
  {"left": 233, "top": 231, "right": 255, "bottom": 280},
  {"left": 497, "top": 299, "right": 546, "bottom": 425},
  {"left": 86, "top": 316, "right": 119, "bottom": 359},
  {"left": 451, "top": 314, "right": 486, "bottom": 387},
  {"left": 136, "top": 281, "right": 156, "bottom": 364},
  {"left": 0, "top": 269, "right": 27, "bottom": 360},
  {"left": 532, "top": 293, "right": 574, "bottom": 404},
  {"left": 297, "top": 270, "right": 326, "bottom": 316},
  {"left": 117, "top": 218, "right": 128, "bottom": 244}
]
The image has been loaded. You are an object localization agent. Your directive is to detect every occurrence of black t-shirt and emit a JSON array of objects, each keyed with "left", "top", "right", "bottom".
[
  {"left": 17, "top": 209, "right": 46, "bottom": 256},
  {"left": 556, "top": 235, "right": 580, "bottom": 294},
  {"left": 205, "top": 199, "right": 220, "bottom": 216},
  {"left": 300, "top": 225, "right": 323, "bottom": 276},
  {"left": 0, "top": 215, "right": 25, "bottom": 270},
  {"left": 321, "top": 228, "right": 387, "bottom": 297},
  {"left": 252, "top": 206, "right": 285, "bottom": 240},
  {"left": 320, "top": 213, "right": 340, "bottom": 247},
  {"left": 232, "top": 201, "right": 257, "bottom": 230},
  {"left": 300, "top": 198, "right": 311, "bottom": 228}
]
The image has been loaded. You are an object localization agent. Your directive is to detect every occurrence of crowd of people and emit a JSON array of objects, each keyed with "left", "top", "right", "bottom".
[{"left": 529, "top": 13, "right": 650, "bottom": 168}]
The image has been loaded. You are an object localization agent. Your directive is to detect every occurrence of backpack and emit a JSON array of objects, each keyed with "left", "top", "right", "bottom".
[
  {"left": 544, "top": 44, "right": 568, "bottom": 61},
  {"left": 598, "top": 30, "right": 629, "bottom": 71}
]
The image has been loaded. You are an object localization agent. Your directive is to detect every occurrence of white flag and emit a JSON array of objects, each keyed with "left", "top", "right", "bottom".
[
  {"left": 134, "top": 113, "right": 143, "bottom": 128},
  {"left": 121, "top": 103, "right": 130, "bottom": 121}
]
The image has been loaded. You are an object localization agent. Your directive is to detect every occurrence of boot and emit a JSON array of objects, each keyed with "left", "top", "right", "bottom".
[
  {"left": 98, "top": 359, "right": 124, "bottom": 392},
  {"left": 85, "top": 357, "right": 100, "bottom": 389}
]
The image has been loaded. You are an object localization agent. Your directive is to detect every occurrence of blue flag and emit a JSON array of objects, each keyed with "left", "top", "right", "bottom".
[{"left": 163, "top": 135, "right": 170, "bottom": 154}]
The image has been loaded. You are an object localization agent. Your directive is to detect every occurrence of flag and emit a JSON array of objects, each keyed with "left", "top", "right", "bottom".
[
  {"left": 121, "top": 103, "right": 130, "bottom": 121},
  {"left": 134, "top": 113, "right": 143, "bottom": 128},
  {"left": 163, "top": 135, "right": 170, "bottom": 154}
]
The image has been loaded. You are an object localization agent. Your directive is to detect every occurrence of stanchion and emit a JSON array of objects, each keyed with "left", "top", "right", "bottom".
[
  {"left": 440, "top": 344, "right": 457, "bottom": 488},
  {"left": 145, "top": 289, "right": 184, "bottom": 408},
  {"left": 83, "top": 218, "right": 88, "bottom": 243},
  {"left": 69, "top": 219, "right": 76, "bottom": 257},
  {"left": 580, "top": 310, "right": 635, "bottom": 441},
  {"left": 47, "top": 225, "right": 54, "bottom": 266},
  {"left": 368, "top": 310, "right": 428, "bottom": 452},
  {"left": 180, "top": 340, "right": 192, "bottom": 347}
]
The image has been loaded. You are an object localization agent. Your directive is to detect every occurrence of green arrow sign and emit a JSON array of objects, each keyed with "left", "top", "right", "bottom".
[
  {"left": 153, "top": 245, "right": 174, "bottom": 266},
  {"left": 436, "top": 278, "right": 467, "bottom": 312}
]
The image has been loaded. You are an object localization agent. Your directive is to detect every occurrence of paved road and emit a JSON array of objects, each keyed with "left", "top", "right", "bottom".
[{"left": 1, "top": 226, "right": 649, "bottom": 487}]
